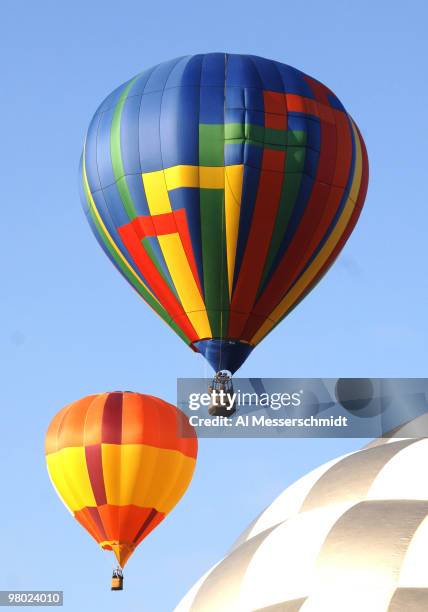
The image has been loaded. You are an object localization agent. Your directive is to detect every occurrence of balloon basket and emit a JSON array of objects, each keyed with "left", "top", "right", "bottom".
[
  {"left": 208, "top": 371, "right": 236, "bottom": 417},
  {"left": 111, "top": 569, "right": 124, "bottom": 591}
]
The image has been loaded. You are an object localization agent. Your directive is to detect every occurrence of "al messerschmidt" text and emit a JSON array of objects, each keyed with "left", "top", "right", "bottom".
[{"left": 189, "top": 415, "right": 349, "bottom": 427}]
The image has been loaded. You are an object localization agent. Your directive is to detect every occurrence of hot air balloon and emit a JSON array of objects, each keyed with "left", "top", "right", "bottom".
[
  {"left": 80, "top": 53, "right": 368, "bottom": 377},
  {"left": 45, "top": 392, "right": 197, "bottom": 589}
]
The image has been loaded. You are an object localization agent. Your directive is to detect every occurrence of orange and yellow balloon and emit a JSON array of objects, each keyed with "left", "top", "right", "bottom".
[{"left": 45, "top": 391, "right": 197, "bottom": 568}]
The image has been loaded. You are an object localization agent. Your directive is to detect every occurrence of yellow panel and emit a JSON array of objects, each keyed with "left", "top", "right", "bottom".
[
  {"left": 157, "top": 233, "right": 212, "bottom": 338},
  {"left": 101, "top": 444, "right": 196, "bottom": 514},
  {"left": 349, "top": 119, "right": 363, "bottom": 203},
  {"left": 161, "top": 165, "right": 243, "bottom": 191},
  {"left": 224, "top": 165, "right": 244, "bottom": 297},
  {"left": 142, "top": 170, "right": 171, "bottom": 214},
  {"left": 46, "top": 458, "right": 76, "bottom": 514},
  {"left": 199, "top": 166, "right": 224, "bottom": 189},
  {"left": 251, "top": 122, "right": 363, "bottom": 345},
  {"left": 164, "top": 165, "right": 199, "bottom": 190},
  {"left": 47, "top": 448, "right": 96, "bottom": 512},
  {"left": 156, "top": 453, "right": 197, "bottom": 513}
]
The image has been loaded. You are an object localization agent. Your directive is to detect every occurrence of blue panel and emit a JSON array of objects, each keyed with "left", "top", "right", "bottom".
[
  {"left": 90, "top": 187, "right": 135, "bottom": 269},
  {"left": 138, "top": 91, "right": 163, "bottom": 172},
  {"left": 160, "top": 86, "right": 199, "bottom": 168},
  {"left": 125, "top": 173, "right": 149, "bottom": 217},
  {"left": 128, "top": 67, "right": 157, "bottom": 96},
  {"left": 84, "top": 209, "right": 119, "bottom": 274},
  {"left": 245, "top": 109, "right": 265, "bottom": 127},
  {"left": 244, "top": 88, "right": 264, "bottom": 111},
  {"left": 225, "top": 108, "right": 245, "bottom": 126},
  {"left": 275, "top": 63, "right": 314, "bottom": 98},
  {"left": 168, "top": 187, "right": 204, "bottom": 292},
  {"left": 244, "top": 143, "right": 263, "bottom": 168},
  {"left": 287, "top": 113, "right": 308, "bottom": 133},
  {"left": 96, "top": 107, "right": 116, "bottom": 188},
  {"left": 194, "top": 339, "right": 254, "bottom": 374},
  {"left": 249, "top": 55, "right": 283, "bottom": 92},
  {"left": 120, "top": 94, "right": 142, "bottom": 175},
  {"left": 78, "top": 155, "right": 88, "bottom": 214},
  {"left": 226, "top": 86, "right": 245, "bottom": 110},
  {"left": 288, "top": 112, "right": 322, "bottom": 151},
  {"left": 233, "top": 164, "right": 261, "bottom": 290},
  {"left": 305, "top": 117, "right": 321, "bottom": 152},
  {"left": 144, "top": 57, "right": 183, "bottom": 92},
  {"left": 328, "top": 93, "right": 346, "bottom": 112},
  {"left": 225, "top": 143, "right": 244, "bottom": 166},
  {"left": 201, "top": 53, "right": 226, "bottom": 87},
  {"left": 200, "top": 86, "right": 224, "bottom": 124},
  {"left": 84, "top": 111, "right": 102, "bottom": 193},
  {"left": 96, "top": 81, "right": 129, "bottom": 113},
  {"left": 303, "top": 147, "right": 320, "bottom": 179},
  {"left": 167, "top": 54, "right": 203, "bottom": 87},
  {"left": 226, "top": 54, "right": 261, "bottom": 88},
  {"left": 101, "top": 182, "right": 133, "bottom": 227}
]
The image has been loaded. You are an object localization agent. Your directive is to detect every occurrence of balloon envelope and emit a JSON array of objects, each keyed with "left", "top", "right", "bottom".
[
  {"left": 45, "top": 392, "right": 197, "bottom": 567},
  {"left": 80, "top": 53, "right": 368, "bottom": 373}
]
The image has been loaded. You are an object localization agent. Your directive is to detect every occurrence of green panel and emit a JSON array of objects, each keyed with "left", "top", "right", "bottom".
[
  {"left": 199, "top": 124, "right": 224, "bottom": 166},
  {"left": 224, "top": 122, "right": 245, "bottom": 140},
  {"left": 110, "top": 80, "right": 139, "bottom": 220},
  {"left": 199, "top": 189, "right": 230, "bottom": 337},
  {"left": 285, "top": 147, "right": 306, "bottom": 173},
  {"left": 259, "top": 173, "right": 304, "bottom": 289},
  {"left": 245, "top": 123, "right": 264, "bottom": 144},
  {"left": 259, "top": 140, "right": 307, "bottom": 290},
  {"left": 264, "top": 127, "right": 288, "bottom": 146},
  {"left": 287, "top": 130, "right": 307, "bottom": 146},
  {"left": 225, "top": 126, "right": 306, "bottom": 152}
]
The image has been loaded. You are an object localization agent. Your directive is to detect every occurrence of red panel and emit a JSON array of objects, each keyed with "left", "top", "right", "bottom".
[
  {"left": 333, "top": 113, "right": 353, "bottom": 187},
  {"left": 303, "top": 75, "right": 333, "bottom": 105},
  {"left": 263, "top": 90, "right": 287, "bottom": 117},
  {"left": 228, "top": 150, "right": 285, "bottom": 338},
  {"left": 118, "top": 222, "right": 198, "bottom": 342},
  {"left": 151, "top": 212, "right": 177, "bottom": 235},
  {"left": 263, "top": 148, "right": 286, "bottom": 172},
  {"left": 286, "top": 94, "right": 306, "bottom": 114},
  {"left": 265, "top": 127, "right": 369, "bottom": 331},
  {"left": 316, "top": 120, "right": 337, "bottom": 185},
  {"left": 242, "top": 181, "right": 332, "bottom": 340},
  {"left": 265, "top": 112, "right": 287, "bottom": 130},
  {"left": 101, "top": 392, "right": 123, "bottom": 444},
  {"left": 85, "top": 444, "right": 107, "bottom": 506},
  {"left": 241, "top": 99, "right": 356, "bottom": 341}
]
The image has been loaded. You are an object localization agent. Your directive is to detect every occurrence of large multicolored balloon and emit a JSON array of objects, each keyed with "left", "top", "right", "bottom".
[
  {"left": 80, "top": 53, "right": 368, "bottom": 374},
  {"left": 45, "top": 392, "right": 197, "bottom": 568}
]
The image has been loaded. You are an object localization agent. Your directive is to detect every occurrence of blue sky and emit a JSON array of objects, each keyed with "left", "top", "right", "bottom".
[{"left": 1, "top": 0, "right": 427, "bottom": 610}]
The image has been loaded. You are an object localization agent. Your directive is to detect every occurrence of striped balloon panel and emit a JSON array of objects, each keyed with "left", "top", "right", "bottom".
[
  {"left": 81, "top": 53, "right": 368, "bottom": 359},
  {"left": 176, "top": 438, "right": 428, "bottom": 611},
  {"left": 45, "top": 392, "right": 197, "bottom": 567}
]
